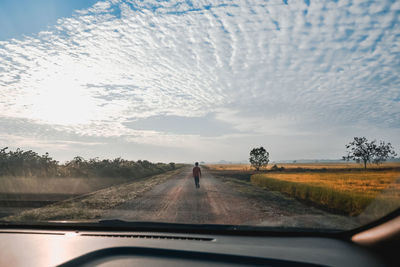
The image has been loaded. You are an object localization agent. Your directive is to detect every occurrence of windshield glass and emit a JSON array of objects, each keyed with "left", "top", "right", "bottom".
[{"left": 0, "top": 0, "right": 399, "bottom": 231}]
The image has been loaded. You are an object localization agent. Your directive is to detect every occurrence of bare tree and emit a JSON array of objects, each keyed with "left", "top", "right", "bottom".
[{"left": 343, "top": 137, "right": 397, "bottom": 169}]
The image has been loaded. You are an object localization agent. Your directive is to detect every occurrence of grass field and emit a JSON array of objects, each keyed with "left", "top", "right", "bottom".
[
  {"left": 0, "top": 176, "right": 136, "bottom": 218},
  {"left": 0, "top": 176, "right": 132, "bottom": 195},
  {"left": 251, "top": 171, "right": 400, "bottom": 216},
  {"left": 5, "top": 169, "right": 182, "bottom": 222},
  {"left": 0, "top": 166, "right": 184, "bottom": 218},
  {"left": 207, "top": 163, "right": 400, "bottom": 216}
]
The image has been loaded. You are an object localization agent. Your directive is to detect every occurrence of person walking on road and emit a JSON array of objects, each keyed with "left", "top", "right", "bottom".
[{"left": 192, "top": 162, "right": 202, "bottom": 189}]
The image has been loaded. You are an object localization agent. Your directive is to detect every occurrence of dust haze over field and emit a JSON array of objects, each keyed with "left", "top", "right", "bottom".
[{"left": 0, "top": 0, "right": 399, "bottom": 163}]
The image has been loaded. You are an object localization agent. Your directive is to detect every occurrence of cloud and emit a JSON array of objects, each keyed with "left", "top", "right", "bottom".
[
  {"left": 0, "top": 0, "right": 399, "bottom": 160},
  {"left": 0, "top": 133, "right": 103, "bottom": 152},
  {"left": 124, "top": 113, "right": 238, "bottom": 137}
]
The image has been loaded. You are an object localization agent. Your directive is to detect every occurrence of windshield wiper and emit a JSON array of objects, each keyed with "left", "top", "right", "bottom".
[
  {"left": 96, "top": 220, "right": 341, "bottom": 234},
  {"left": 97, "top": 219, "right": 242, "bottom": 230},
  {"left": 0, "top": 219, "right": 341, "bottom": 236}
]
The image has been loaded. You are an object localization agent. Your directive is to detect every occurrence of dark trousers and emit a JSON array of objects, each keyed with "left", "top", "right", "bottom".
[{"left": 194, "top": 176, "right": 200, "bottom": 188}]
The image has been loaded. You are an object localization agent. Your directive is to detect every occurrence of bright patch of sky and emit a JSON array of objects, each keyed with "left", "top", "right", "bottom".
[{"left": 0, "top": 0, "right": 399, "bottom": 163}]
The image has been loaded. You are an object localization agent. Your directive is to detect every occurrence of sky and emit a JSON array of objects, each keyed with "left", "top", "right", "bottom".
[{"left": 0, "top": 0, "right": 399, "bottom": 163}]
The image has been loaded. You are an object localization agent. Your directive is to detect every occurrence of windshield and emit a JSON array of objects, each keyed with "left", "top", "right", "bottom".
[{"left": 0, "top": 0, "right": 399, "bottom": 232}]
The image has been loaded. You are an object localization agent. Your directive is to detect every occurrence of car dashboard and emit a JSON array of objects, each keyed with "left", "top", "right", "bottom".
[{"left": 0, "top": 228, "right": 386, "bottom": 267}]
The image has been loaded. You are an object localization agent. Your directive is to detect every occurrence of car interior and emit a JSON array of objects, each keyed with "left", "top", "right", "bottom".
[{"left": 0, "top": 209, "right": 399, "bottom": 266}]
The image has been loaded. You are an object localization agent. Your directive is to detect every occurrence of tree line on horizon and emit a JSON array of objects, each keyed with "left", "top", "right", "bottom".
[{"left": 0, "top": 147, "right": 176, "bottom": 178}]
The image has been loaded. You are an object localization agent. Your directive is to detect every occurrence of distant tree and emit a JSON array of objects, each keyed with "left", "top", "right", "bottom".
[
  {"left": 249, "top": 147, "right": 269, "bottom": 171},
  {"left": 343, "top": 137, "right": 397, "bottom": 169}
]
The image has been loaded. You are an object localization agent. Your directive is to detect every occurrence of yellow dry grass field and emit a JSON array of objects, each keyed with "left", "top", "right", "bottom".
[
  {"left": 207, "top": 162, "right": 400, "bottom": 171},
  {"left": 251, "top": 171, "right": 400, "bottom": 216},
  {"left": 254, "top": 171, "right": 400, "bottom": 197}
]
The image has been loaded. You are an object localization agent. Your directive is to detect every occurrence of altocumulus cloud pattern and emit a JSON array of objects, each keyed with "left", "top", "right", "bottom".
[{"left": 0, "top": 0, "right": 399, "bottom": 161}]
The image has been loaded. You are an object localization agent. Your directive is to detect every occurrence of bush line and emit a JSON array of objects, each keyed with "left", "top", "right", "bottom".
[{"left": 0, "top": 147, "right": 178, "bottom": 178}]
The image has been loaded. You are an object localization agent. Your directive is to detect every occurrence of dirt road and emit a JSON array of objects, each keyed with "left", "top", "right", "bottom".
[{"left": 104, "top": 167, "right": 356, "bottom": 229}]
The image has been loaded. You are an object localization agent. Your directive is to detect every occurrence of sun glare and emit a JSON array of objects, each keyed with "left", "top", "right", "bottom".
[{"left": 28, "top": 73, "right": 99, "bottom": 125}]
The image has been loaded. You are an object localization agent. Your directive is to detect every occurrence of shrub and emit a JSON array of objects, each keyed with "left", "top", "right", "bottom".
[{"left": 271, "top": 164, "right": 285, "bottom": 171}]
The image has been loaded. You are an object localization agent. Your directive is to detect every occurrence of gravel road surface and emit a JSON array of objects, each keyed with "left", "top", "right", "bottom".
[{"left": 104, "top": 166, "right": 356, "bottom": 229}]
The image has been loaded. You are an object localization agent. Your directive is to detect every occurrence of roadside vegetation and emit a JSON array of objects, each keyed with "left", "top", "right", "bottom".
[
  {"left": 5, "top": 169, "right": 183, "bottom": 222},
  {"left": 0, "top": 147, "right": 176, "bottom": 179},
  {"left": 0, "top": 147, "right": 181, "bottom": 219},
  {"left": 251, "top": 171, "right": 400, "bottom": 216}
]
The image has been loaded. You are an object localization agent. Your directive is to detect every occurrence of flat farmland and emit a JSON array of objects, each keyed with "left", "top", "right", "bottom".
[
  {"left": 251, "top": 171, "right": 400, "bottom": 216},
  {"left": 207, "top": 163, "right": 400, "bottom": 217}
]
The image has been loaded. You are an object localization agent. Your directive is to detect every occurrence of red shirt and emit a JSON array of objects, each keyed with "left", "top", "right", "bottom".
[{"left": 192, "top": 166, "right": 201, "bottom": 178}]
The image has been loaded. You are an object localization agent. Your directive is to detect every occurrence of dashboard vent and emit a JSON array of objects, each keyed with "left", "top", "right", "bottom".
[{"left": 80, "top": 233, "right": 214, "bottom": 241}]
